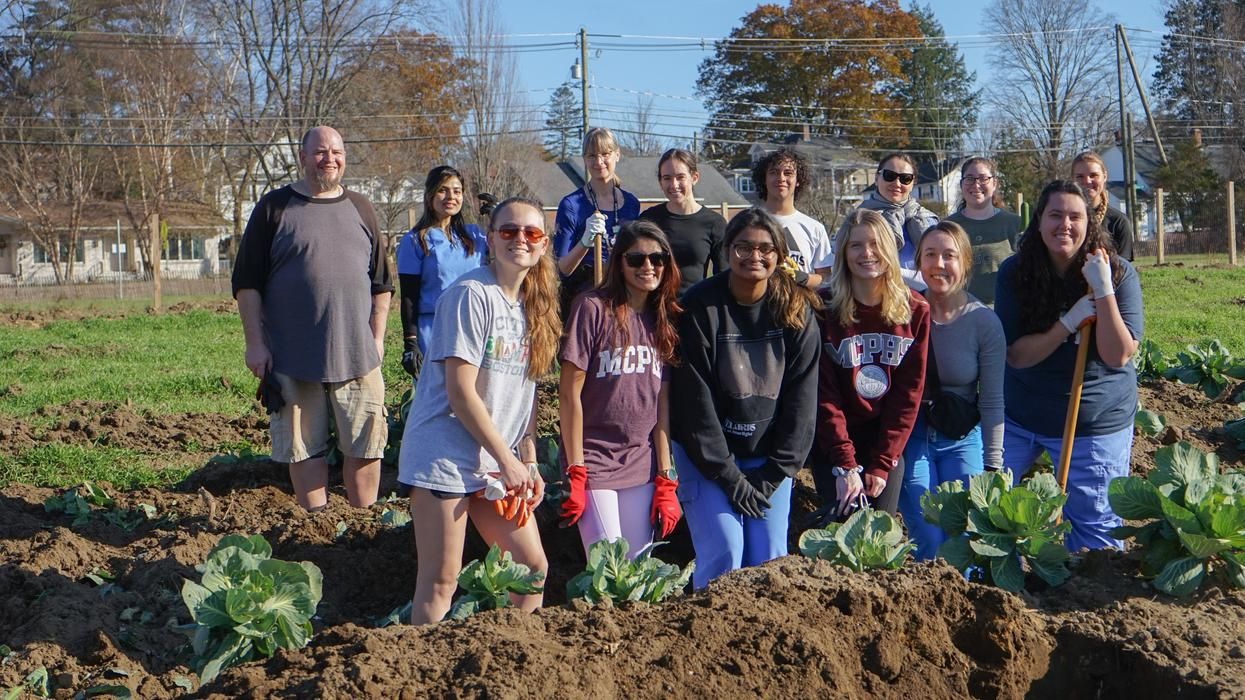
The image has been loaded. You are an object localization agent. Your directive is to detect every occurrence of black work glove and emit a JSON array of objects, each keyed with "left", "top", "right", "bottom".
[
  {"left": 745, "top": 462, "right": 788, "bottom": 500},
  {"left": 255, "top": 371, "right": 285, "bottom": 415},
  {"left": 401, "top": 337, "right": 423, "bottom": 378},
  {"left": 716, "top": 464, "right": 771, "bottom": 519}
]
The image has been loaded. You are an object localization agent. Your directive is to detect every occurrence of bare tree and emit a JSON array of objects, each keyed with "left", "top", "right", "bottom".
[
  {"left": 984, "top": 0, "right": 1116, "bottom": 180},
  {"left": 617, "top": 93, "right": 664, "bottom": 156},
  {"left": 445, "top": 0, "right": 541, "bottom": 201}
]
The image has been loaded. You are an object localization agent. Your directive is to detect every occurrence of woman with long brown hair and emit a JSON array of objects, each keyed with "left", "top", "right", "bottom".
[
  {"left": 994, "top": 180, "right": 1141, "bottom": 551},
  {"left": 558, "top": 220, "right": 683, "bottom": 558},
  {"left": 671, "top": 207, "right": 821, "bottom": 588},
  {"left": 1071, "top": 151, "right": 1134, "bottom": 261},
  {"left": 399, "top": 196, "right": 561, "bottom": 624}
]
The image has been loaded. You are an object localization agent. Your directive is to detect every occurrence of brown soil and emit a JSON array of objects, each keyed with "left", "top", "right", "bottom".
[
  {"left": 1, "top": 377, "right": 1243, "bottom": 698},
  {"left": 3, "top": 300, "right": 237, "bottom": 329},
  {"left": 0, "top": 400, "right": 268, "bottom": 458},
  {"left": 1133, "top": 379, "right": 1245, "bottom": 475}
]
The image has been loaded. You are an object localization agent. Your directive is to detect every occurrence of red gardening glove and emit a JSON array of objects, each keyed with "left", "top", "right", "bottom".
[
  {"left": 650, "top": 474, "right": 681, "bottom": 539},
  {"left": 559, "top": 464, "right": 588, "bottom": 528}
]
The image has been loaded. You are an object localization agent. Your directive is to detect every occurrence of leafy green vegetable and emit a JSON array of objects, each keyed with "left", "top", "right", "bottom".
[
  {"left": 382, "top": 388, "right": 413, "bottom": 469},
  {"left": 1108, "top": 442, "right": 1245, "bottom": 597},
  {"left": 566, "top": 539, "right": 694, "bottom": 605},
  {"left": 921, "top": 470, "right": 1071, "bottom": 592},
  {"left": 1133, "top": 338, "right": 1170, "bottom": 381},
  {"left": 373, "top": 601, "right": 413, "bottom": 628},
  {"left": 447, "top": 544, "right": 544, "bottom": 620},
  {"left": 534, "top": 436, "right": 568, "bottom": 508},
  {"left": 377, "top": 492, "right": 411, "bottom": 528},
  {"left": 43, "top": 482, "right": 156, "bottom": 531},
  {"left": 44, "top": 487, "right": 94, "bottom": 526},
  {"left": 1163, "top": 339, "right": 1245, "bottom": 399},
  {"left": 1225, "top": 410, "right": 1245, "bottom": 451},
  {"left": 180, "top": 534, "right": 323, "bottom": 683},
  {"left": 798, "top": 507, "right": 913, "bottom": 572},
  {"left": 1135, "top": 408, "right": 1166, "bottom": 437}
]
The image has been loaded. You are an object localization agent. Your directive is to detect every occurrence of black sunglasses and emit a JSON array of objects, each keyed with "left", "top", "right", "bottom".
[
  {"left": 623, "top": 252, "right": 669, "bottom": 268},
  {"left": 878, "top": 168, "right": 915, "bottom": 185}
]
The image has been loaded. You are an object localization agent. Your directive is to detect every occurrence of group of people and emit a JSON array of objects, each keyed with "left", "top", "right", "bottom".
[{"left": 233, "top": 126, "right": 1142, "bottom": 625}]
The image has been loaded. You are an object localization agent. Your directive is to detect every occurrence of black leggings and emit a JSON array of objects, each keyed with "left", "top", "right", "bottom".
[{"left": 810, "top": 457, "right": 905, "bottom": 516}]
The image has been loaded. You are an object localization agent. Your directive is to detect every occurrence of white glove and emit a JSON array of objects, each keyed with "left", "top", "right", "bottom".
[
  {"left": 1082, "top": 249, "right": 1114, "bottom": 299},
  {"left": 1059, "top": 294, "right": 1097, "bottom": 335},
  {"left": 580, "top": 212, "right": 607, "bottom": 248},
  {"left": 482, "top": 477, "right": 507, "bottom": 501}
]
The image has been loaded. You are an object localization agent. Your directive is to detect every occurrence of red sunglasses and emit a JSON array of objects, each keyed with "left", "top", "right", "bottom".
[{"left": 495, "top": 224, "right": 546, "bottom": 243}]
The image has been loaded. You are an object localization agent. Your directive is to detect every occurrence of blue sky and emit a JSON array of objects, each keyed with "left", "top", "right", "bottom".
[{"left": 495, "top": 0, "right": 1170, "bottom": 146}]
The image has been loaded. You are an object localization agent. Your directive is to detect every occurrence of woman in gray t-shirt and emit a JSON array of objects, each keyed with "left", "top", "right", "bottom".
[
  {"left": 558, "top": 221, "right": 684, "bottom": 558},
  {"left": 400, "top": 197, "right": 562, "bottom": 625},
  {"left": 899, "top": 221, "right": 1006, "bottom": 560}
]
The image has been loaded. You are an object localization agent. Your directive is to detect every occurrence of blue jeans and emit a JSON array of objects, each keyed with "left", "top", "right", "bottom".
[
  {"left": 1001, "top": 418, "right": 1132, "bottom": 551},
  {"left": 672, "top": 442, "right": 792, "bottom": 590},
  {"left": 900, "top": 413, "right": 985, "bottom": 560}
]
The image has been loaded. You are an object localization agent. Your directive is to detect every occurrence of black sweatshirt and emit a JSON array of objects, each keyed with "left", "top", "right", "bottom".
[{"left": 671, "top": 273, "right": 821, "bottom": 482}]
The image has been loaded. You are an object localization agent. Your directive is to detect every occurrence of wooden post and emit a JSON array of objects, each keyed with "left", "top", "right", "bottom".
[
  {"left": 1154, "top": 188, "right": 1165, "bottom": 265},
  {"left": 1229, "top": 181, "right": 1238, "bottom": 266},
  {"left": 407, "top": 208, "right": 416, "bottom": 231},
  {"left": 1014, "top": 192, "right": 1023, "bottom": 215},
  {"left": 150, "top": 213, "right": 162, "bottom": 312},
  {"left": 720, "top": 201, "right": 729, "bottom": 220}
]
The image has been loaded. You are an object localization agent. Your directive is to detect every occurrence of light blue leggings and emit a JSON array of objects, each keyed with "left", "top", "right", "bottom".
[
  {"left": 899, "top": 414, "right": 984, "bottom": 560},
  {"left": 1001, "top": 418, "right": 1133, "bottom": 551},
  {"left": 672, "top": 442, "right": 792, "bottom": 589}
]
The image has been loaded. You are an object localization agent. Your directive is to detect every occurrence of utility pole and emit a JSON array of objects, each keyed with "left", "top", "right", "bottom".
[
  {"left": 1116, "top": 26, "right": 1140, "bottom": 237},
  {"left": 579, "top": 28, "right": 589, "bottom": 140},
  {"left": 1119, "top": 27, "right": 1167, "bottom": 166}
]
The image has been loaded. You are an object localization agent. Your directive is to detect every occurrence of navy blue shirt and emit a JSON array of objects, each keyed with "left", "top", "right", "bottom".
[
  {"left": 553, "top": 186, "right": 641, "bottom": 271},
  {"left": 993, "top": 255, "right": 1142, "bottom": 437}
]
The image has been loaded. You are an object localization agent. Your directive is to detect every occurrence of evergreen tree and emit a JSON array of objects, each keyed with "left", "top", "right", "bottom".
[
  {"left": 1152, "top": 0, "right": 1231, "bottom": 124},
  {"left": 543, "top": 82, "right": 580, "bottom": 161},
  {"left": 894, "top": 4, "right": 979, "bottom": 172}
]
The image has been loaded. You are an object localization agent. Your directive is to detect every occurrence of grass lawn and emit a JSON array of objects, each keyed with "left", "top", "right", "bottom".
[{"left": 1134, "top": 259, "right": 1245, "bottom": 355}]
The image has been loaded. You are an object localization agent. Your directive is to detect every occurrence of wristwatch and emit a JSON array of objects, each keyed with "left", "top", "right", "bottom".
[{"left": 831, "top": 465, "right": 863, "bottom": 478}]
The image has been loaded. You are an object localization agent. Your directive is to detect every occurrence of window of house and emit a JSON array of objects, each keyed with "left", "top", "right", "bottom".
[
  {"left": 33, "top": 239, "right": 86, "bottom": 264},
  {"left": 165, "top": 234, "right": 204, "bottom": 261},
  {"left": 737, "top": 176, "right": 756, "bottom": 194}
]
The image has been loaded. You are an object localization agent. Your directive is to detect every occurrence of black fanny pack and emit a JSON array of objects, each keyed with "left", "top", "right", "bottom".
[{"left": 923, "top": 336, "right": 981, "bottom": 440}]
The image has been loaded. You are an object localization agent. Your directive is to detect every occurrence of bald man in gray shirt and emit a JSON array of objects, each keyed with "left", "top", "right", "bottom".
[{"left": 232, "top": 126, "right": 393, "bottom": 511}]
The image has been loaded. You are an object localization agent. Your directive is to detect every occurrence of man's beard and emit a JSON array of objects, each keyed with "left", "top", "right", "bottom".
[{"left": 314, "top": 168, "right": 342, "bottom": 192}]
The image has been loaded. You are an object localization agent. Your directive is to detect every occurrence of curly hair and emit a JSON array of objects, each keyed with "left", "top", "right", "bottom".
[
  {"left": 599, "top": 220, "right": 682, "bottom": 365},
  {"left": 723, "top": 208, "right": 822, "bottom": 330},
  {"left": 751, "top": 148, "right": 808, "bottom": 202},
  {"left": 488, "top": 196, "right": 561, "bottom": 380},
  {"left": 1012, "top": 180, "right": 1123, "bottom": 335}
]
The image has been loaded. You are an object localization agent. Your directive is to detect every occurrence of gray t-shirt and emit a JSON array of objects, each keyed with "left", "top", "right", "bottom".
[
  {"left": 231, "top": 186, "right": 392, "bottom": 382},
  {"left": 946, "top": 209, "right": 1021, "bottom": 306},
  {"left": 560, "top": 292, "right": 664, "bottom": 490},
  {"left": 928, "top": 297, "right": 1006, "bottom": 469},
  {"left": 398, "top": 266, "right": 534, "bottom": 492}
]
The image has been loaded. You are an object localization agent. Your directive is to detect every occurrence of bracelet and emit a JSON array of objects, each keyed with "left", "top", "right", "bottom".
[{"left": 831, "top": 466, "right": 863, "bottom": 478}]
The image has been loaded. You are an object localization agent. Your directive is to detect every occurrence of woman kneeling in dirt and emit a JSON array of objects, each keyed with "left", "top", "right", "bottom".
[
  {"left": 398, "top": 197, "right": 561, "bottom": 624},
  {"left": 558, "top": 220, "right": 684, "bottom": 557},
  {"left": 994, "top": 180, "right": 1142, "bottom": 551},
  {"left": 671, "top": 207, "right": 821, "bottom": 589}
]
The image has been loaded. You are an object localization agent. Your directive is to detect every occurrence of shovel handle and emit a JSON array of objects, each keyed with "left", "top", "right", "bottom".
[{"left": 1056, "top": 323, "right": 1093, "bottom": 492}]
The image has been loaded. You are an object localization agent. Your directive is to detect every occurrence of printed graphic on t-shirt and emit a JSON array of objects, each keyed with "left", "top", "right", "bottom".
[
  {"left": 855, "top": 364, "right": 890, "bottom": 399},
  {"left": 824, "top": 332, "right": 915, "bottom": 368},
  {"left": 595, "top": 345, "right": 663, "bottom": 379},
  {"left": 482, "top": 314, "right": 529, "bottom": 376},
  {"left": 781, "top": 225, "right": 808, "bottom": 271},
  {"left": 718, "top": 330, "right": 783, "bottom": 400}
]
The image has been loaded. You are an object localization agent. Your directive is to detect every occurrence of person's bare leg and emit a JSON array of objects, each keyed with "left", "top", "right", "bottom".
[
  {"left": 288, "top": 456, "right": 329, "bottom": 510},
  {"left": 470, "top": 497, "right": 549, "bottom": 612},
  {"left": 410, "top": 488, "right": 468, "bottom": 624},
  {"left": 342, "top": 456, "right": 381, "bottom": 508}
]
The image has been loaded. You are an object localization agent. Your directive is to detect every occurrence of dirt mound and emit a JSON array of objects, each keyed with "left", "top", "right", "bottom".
[
  {"left": 0, "top": 400, "right": 268, "bottom": 456},
  {"left": 208, "top": 559, "right": 1052, "bottom": 700},
  {"left": 1134, "top": 379, "right": 1245, "bottom": 474},
  {"left": 2, "top": 300, "right": 237, "bottom": 328}
]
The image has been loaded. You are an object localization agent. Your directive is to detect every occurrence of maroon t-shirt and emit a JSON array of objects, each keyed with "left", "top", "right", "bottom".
[{"left": 560, "top": 292, "right": 665, "bottom": 490}]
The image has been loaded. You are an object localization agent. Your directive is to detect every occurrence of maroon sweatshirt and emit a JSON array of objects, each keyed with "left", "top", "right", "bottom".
[{"left": 815, "top": 289, "right": 929, "bottom": 480}]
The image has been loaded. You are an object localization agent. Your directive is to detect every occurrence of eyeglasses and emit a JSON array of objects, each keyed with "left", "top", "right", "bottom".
[
  {"left": 731, "top": 242, "right": 779, "bottom": 259},
  {"left": 961, "top": 175, "right": 995, "bottom": 186},
  {"left": 623, "top": 252, "right": 669, "bottom": 268},
  {"left": 495, "top": 224, "right": 546, "bottom": 243},
  {"left": 878, "top": 169, "right": 916, "bottom": 185}
]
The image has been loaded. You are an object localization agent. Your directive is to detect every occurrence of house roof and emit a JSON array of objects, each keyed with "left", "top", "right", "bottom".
[
  {"left": 747, "top": 134, "right": 875, "bottom": 171},
  {"left": 519, "top": 158, "right": 749, "bottom": 209},
  {"left": 1106, "top": 142, "right": 1242, "bottom": 186},
  {"left": 3, "top": 200, "right": 228, "bottom": 230},
  {"left": 915, "top": 157, "right": 968, "bottom": 185}
]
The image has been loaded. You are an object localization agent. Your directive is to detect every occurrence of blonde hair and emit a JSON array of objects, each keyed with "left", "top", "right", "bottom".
[
  {"left": 1071, "top": 151, "right": 1109, "bottom": 211},
  {"left": 916, "top": 221, "right": 973, "bottom": 293},
  {"left": 583, "top": 127, "right": 622, "bottom": 188},
  {"left": 723, "top": 208, "right": 822, "bottom": 330},
  {"left": 488, "top": 197, "right": 561, "bottom": 380},
  {"left": 828, "top": 209, "right": 912, "bottom": 327}
]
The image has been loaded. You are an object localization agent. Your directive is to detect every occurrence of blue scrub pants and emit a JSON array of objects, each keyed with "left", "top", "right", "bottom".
[
  {"left": 899, "top": 414, "right": 985, "bottom": 560},
  {"left": 672, "top": 442, "right": 792, "bottom": 590},
  {"left": 1001, "top": 418, "right": 1133, "bottom": 551}
]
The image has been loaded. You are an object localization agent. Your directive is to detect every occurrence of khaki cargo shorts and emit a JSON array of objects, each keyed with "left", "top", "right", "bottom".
[{"left": 269, "top": 366, "right": 387, "bottom": 463}]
